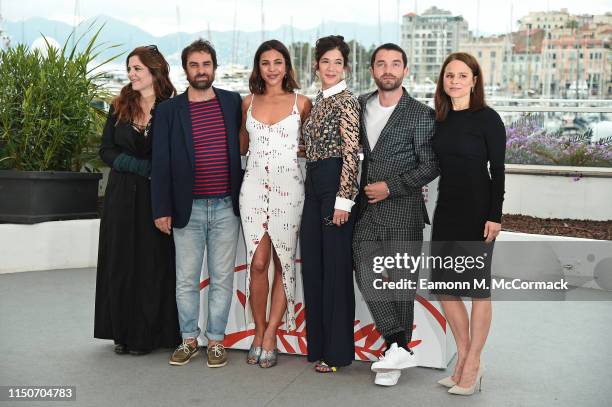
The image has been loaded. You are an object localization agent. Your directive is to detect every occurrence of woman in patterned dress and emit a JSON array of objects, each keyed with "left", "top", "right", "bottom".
[
  {"left": 239, "top": 40, "right": 312, "bottom": 368},
  {"left": 300, "top": 35, "right": 360, "bottom": 373}
]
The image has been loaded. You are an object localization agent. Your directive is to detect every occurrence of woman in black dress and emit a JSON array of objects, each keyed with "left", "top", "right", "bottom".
[
  {"left": 430, "top": 52, "right": 506, "bottom": 395},
  {"left": 95, "top": 46, "right": 180, "bottom": 355}
]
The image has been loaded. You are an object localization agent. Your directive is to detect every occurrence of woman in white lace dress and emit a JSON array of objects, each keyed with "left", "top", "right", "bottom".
[{"left": 239, "top": 40, "right": 312, "bottom": 368}]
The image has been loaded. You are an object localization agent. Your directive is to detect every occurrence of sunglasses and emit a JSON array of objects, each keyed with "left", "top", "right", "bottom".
[{"left": 145, "top": 44, "right": 159, "bottom": 53}]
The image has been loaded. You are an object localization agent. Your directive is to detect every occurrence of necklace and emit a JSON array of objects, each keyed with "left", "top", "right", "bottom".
[{"left": 131, "top": 100, "right": 156, "bottom": 137}]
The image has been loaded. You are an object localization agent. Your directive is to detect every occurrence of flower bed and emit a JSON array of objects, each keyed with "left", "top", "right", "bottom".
[
  {"left": 502, "top": 214, "right": 612, "bottom": 240},
  {"left": 505, "top": 114, "right": 612, "bottom": 167}
]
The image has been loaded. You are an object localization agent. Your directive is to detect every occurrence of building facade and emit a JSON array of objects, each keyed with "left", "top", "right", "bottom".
[
  {"left": 518, "top": 9, "right": 571, "bottom": 31},
  {"left": 465, "top": 10, "right": 611, "bottom": 98},
  {"left": 461, "top": 35, "right": 507, "bottom": 92},
  {"left": 541, "top": 25, "right": 611, "bottom": 98},
  {"left": 401, "top": 6, "right": 469, "bottom": 84}
]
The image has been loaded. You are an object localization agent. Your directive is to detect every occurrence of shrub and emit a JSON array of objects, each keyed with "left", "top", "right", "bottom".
[{"left": 0, "top": 23, "right": 120, "bottom": 171}]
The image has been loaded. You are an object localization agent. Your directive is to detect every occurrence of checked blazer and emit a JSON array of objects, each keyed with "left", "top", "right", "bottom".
[{"left": 355, "top": 88, "right": 439, "bottom": 232}]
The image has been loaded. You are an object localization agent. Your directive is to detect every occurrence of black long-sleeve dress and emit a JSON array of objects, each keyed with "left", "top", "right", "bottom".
[
  {"left": 94, "top": 105, "right": 180, "bottom": 351},
  {"left": 430, "top": 106, "right": 506, "bottom": 298}
]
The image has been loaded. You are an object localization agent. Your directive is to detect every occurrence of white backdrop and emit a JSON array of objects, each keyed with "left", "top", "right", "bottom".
[{"left": 196, "top": 177, "right": 457, "bottom": 368}]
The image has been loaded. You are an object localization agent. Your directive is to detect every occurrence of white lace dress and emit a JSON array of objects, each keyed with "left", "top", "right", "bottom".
[{"left": 239, "top": 93, "right": 305, "bottom": 331}]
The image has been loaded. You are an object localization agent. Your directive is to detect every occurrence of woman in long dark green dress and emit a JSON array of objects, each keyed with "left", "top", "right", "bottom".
[{"left": 94, "top": 46, "right": 180, "bottom": 354}]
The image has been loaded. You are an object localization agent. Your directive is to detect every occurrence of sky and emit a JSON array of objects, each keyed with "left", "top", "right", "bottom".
[{"left": 2, "top": 0, "right": 611, "bottom": 36}]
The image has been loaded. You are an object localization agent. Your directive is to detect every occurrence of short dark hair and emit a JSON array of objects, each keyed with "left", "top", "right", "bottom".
[
  {"left": 181, "top": 39, "right": 218, "bottom": 71},
  {"left": 370, "top": 43, "right": 407, "bottom": 68},
  {"left": 434, "top": 52, "right": 487, "bottom": 122},
  {"left": 314, "top": 35, "right": 350, "bottom": 71},
  {"left": 249, "top": 40, "right": 300, "bottom": 94}
]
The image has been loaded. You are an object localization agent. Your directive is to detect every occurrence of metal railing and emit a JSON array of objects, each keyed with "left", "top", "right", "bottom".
[{"left": 414, "top": 98, "right": 612, "bottom": 113}]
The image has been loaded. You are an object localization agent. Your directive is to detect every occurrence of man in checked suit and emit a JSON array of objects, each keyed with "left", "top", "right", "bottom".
[{"left": 353, "top": 43, "right": 439, "bottom": 386}]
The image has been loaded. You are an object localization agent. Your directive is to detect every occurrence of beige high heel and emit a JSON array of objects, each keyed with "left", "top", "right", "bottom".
[
  {"left": 448, "top": 364, "right": 485, "bottom": 396},
  {"left": 437, "top": 376, "right": 457, "bottom": 388}
]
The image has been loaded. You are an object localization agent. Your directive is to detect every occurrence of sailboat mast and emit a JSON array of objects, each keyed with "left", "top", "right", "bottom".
[
  {"left": 72, "top": 0, "right": 80, "bottom": 48},
  {"left": 260, "top": 0, "right": 265, "bottom": 43},
  {"left": 231, "top": 0, "right": 237, "bottom": 66},
  {"left": 378, "top": 0, "right": 382, "bottom": 44},
  {"left": 176, "top": 5, "right": 182, "bottom": 57}
]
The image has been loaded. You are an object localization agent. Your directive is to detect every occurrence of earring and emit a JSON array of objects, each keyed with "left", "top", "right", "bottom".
[{"left": 471, "top": 87, "right": 474, "bottom": 94}]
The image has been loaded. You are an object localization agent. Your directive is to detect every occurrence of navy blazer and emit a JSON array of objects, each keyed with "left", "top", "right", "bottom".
[{"left": 151, "top": 87, "right": 243, "bottom": 228}]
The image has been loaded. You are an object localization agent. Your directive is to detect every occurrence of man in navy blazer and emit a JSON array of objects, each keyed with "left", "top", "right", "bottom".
[{"left": 151, "top": 39, "right": 243, "bottom": 369}]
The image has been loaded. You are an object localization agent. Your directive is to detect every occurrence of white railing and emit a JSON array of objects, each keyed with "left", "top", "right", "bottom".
[{"left": 413, "top": 98, "right": 612, "bottom": 113}]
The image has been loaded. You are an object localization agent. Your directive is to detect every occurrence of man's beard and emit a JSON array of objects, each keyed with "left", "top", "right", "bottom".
[
  {"left": 374, "top": 74, "right": 403, "bottom": 91},
  {"left": 188, "top": 72, "right": 215, "bottom": 90}
]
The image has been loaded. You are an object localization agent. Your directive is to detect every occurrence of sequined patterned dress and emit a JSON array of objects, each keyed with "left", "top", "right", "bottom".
[{"left": 239, "top": 93, "right": 304, "bottom": 331}]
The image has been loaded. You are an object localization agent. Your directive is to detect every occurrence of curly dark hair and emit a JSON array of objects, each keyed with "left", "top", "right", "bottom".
[{"left": 314, "top": 35, "right": 350, "bottom": 71}]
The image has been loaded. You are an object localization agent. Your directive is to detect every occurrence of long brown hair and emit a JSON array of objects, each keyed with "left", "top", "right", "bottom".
[
  {"left": 249, "top": 40, "right": 299, "bottom": 94},
  {"left": 434, "top": 52, "right": 486, "bottom": 122},
  {"left": 113, "top": 46, "right": 176, "bottom": 123}
]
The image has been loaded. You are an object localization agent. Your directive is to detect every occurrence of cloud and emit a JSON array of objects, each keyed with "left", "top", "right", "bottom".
[{"left": 3, "top": 0, "right": 610, "bottom": 37}]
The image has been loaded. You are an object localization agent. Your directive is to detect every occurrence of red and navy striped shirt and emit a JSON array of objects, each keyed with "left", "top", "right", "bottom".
[{"left": 189, "top": 99, "right": 231, "bottom": 198}]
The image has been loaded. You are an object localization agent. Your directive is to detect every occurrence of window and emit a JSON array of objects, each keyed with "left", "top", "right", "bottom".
[{"left": 491, "top": 51, "right": 496, "bottom": 57}]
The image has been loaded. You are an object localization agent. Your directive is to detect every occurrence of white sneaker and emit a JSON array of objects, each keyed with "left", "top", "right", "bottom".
[
  {"left": 374, "top": 369, "right": 401, "bottom": 386},
  {"left": 371, "top": 343, "right": 417, "bottom": 372}
]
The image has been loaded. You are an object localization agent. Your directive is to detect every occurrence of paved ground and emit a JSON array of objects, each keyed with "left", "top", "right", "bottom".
[{"left": 1, "top": 267, "right": 612, "bottom": 407}]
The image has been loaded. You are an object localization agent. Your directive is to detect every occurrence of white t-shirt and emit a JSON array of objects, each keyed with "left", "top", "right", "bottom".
[{"left": 364, "top": 95, "right": 397, "bottom": 150}]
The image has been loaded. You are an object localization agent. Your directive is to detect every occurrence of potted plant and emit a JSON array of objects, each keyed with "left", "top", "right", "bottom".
[{"left": 0, "top": 24, "right": 119, "bottom": 223}]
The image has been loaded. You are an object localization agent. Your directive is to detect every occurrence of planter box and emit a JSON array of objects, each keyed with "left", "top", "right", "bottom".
[
  {"left": 504, "top": 164, "right": 612, "bottom": 221},
  {"left": 0, "top": 170, "right": 102, "bottom": 224}
]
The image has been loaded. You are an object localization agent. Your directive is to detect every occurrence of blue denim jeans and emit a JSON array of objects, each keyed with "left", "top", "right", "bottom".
[{"left": 173, "top": 197, "right": 240, "bottom": 341}]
